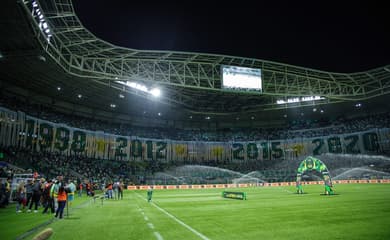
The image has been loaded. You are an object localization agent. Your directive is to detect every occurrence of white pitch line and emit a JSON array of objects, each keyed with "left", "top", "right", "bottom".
[
  {"left": 137, "top": 200, "right": 163, "bottom": 240},
  {"left": 134, "top": 193, "right": 210, "bottom": 240},
  {"left": 151, "top": 202, "right": 210, "bottom": 240},
  {"left": 154, "top": 231, "right": 164, "bottom": 240},
  {"left": 279, "top": 187, "right": 293, "bottom": 194},
  {"left": 147, "top": 223, "right": 155, "bottom": 229}
]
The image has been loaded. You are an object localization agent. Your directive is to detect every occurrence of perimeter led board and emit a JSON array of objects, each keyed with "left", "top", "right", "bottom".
[{"left": 221, "top": 65, "right": 262, "bottom": 92}]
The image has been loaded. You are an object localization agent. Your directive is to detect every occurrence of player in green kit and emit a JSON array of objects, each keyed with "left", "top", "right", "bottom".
[
  {"left": 296, "top": 174, "right": 303, "bottom": 194},
  {"left": 147, "top": 186, "right": 153, "bottom": 202},
  {"left": 324, "top": 174, "right": 334, "bottom": 195}
]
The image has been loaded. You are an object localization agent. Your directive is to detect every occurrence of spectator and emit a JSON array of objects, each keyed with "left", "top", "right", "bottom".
[
  {"left": 16, "top": 181, "right": 27, "bottom": 213},
  {"left": 66, "top": 180, "right": 76, "bottom": 207},
  {"left": 55, "top": 186, "right": 67, "bottom": 219}
]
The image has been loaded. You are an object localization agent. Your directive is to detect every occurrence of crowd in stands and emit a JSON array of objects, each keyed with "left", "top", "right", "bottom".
[
  {"left": 1, "top": 94, "right": 390, "bottom": 142},
  {"left": 0, "top": 146, "right": 141, "bottom": 185}
]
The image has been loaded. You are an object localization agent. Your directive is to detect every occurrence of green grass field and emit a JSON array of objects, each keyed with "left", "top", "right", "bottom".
[{"left": 1, "top": 184, "right": 390, "bottom": 240}]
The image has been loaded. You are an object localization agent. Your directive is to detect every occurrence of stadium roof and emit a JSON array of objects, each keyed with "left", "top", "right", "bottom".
[
  {"left": 0, "top": 0, "right": 389, "bottom": 126},
  {"left": 73, "top": 1, "right": 390, "bottom": 73}
]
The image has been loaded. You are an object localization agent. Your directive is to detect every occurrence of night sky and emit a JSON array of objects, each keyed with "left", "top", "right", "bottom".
[{"left": 73, "top": 1, "right": 390, "bottom": 72}]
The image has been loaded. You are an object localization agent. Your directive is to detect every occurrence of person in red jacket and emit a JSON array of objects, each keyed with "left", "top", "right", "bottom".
[
  {"left": 106, "top": 183, "right": 113, "bottom": 199},
  {"left": 55, "top": 186, "right": 67, "bottom": 219}
]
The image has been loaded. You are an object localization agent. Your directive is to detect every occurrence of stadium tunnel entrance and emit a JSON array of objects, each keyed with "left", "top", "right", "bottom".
[{"left": 296, "top": 156, "right": 334, "bottom": 195}]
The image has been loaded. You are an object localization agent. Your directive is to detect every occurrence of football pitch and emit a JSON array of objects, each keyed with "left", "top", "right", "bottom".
[{"left": 1, "top": 184, "right": 390, "bottom": 240}]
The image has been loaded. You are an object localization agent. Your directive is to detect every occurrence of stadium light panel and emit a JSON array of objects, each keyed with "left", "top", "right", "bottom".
[
  {"left": 150, "top": 88, "right": 161, "bottom": 97},
  {"left": 116, "top": 81, "right": 161, "bottom": 97},
  {"left": 276, "top": 96, "right": 325, "bottom": 104},
  {"left": 32, "top": 0, "right": 52, "bottom": 43}
]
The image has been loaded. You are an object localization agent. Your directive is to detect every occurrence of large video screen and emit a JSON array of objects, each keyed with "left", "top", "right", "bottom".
[{"left": 221, "top": 65, "right": 262, "bottom": 92}]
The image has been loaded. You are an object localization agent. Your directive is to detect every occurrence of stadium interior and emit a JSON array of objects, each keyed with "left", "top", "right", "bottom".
[{"left": 0, "top": 1, "right": 390, "bottom": 240}]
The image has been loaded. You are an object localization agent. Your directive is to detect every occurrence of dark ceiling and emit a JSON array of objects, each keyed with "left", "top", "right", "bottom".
[{"left": 0, "top": 0, "right": 389, "bottom": 129}]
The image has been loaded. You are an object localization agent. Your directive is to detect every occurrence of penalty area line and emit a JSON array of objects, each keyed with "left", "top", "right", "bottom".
[{"left": 134, "top": 192, "right": 210, "bottom": 240}]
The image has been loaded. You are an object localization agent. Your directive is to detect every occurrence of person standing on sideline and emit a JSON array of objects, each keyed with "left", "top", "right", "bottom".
[
  {"left": 4, "top": 177, "right": 11, "bottom": 207},
  {"left": 25, "top": 179, "right": 33, "bottom": 208},
  {"left": 106, "top": 182, "right": 113, "bottom": 199},
  {"left": 118, "top": 181, "right": 124, "bottom": 200},
  {"left": 55, "top": 186, "right": 67, "bottom": 219},
  {"left": 78, "top": 182, "right": 83, "bottom": 197},
  {"left": 16, "top": 181, "right": 27, "bottom": 213},
  {"left": 42, "top": 179, "right": 54, "bottom": 214},
  {"left": 147, "top": 186, "right": 153, "bottom": 202},
  {"left": 113, "top": 181, "right": 119, "bottom": 200},
  {"left": 67, "top": 180, "right": 76, "bottom": 207},
  {"left": 28, "top": 179, "right": 42, "bottom": 213}
]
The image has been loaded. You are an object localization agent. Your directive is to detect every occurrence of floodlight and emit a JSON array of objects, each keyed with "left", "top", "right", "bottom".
[
  {"left": 116, "top": 81, "right": 161, "bottom": 97},
  {"left": 150, "top": 88, "right": 161, "bottom": 97}
]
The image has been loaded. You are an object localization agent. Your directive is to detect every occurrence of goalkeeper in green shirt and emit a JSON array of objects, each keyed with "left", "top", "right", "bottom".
[{"left": 147, "top": 186, "right": 153, "bottom": 202}]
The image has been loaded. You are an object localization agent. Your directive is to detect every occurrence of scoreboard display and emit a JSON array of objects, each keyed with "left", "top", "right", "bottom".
[{"left": 221, "top": 65, "right": 262, "bottom": 92}]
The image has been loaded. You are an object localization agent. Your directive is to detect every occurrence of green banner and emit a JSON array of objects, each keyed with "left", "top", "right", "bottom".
[
  {"left": 222, "top": 191, "right": 247, "bottom": 200},
  {"left": 0, "top": 106, "right": 389, "bottom": 162}
]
